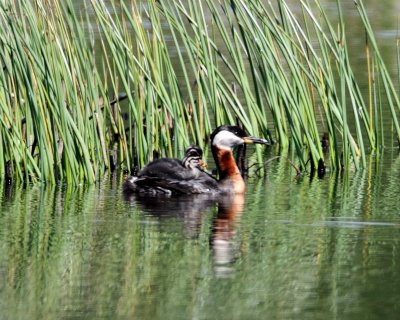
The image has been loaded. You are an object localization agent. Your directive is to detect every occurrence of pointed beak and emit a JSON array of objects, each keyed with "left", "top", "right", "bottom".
[
  {"left": 243, "top": 136, "right": 270, "bottom": 145},
  {"left": 199, "top": 160, "right": 208, "bottom": 169}
]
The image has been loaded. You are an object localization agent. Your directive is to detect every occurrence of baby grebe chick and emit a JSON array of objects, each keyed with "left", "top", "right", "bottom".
[
  {"left": 123, "top": 125, "right": 269, "bottom": 195},
  {"left": 181, "top": 145, "right": 205, "bottom": 172}
]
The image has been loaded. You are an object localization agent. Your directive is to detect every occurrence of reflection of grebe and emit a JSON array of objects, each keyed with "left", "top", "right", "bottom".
[
  {"left": 125, "top": 191, "right": 246, "bottom": 275},
  {"left": 123, "top": 125, "right": 269, "bottom": 195},
  {"left": 212, "top": 194, "right": 245, "bottom": 273}
]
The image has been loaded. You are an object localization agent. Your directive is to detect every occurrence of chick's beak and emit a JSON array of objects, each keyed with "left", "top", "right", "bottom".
[
  {"left": 199, "top": 160, "right": 208, "bottom": 169},
  {"left": 243, "top": 136, "right": 270, "bottom": 145}
]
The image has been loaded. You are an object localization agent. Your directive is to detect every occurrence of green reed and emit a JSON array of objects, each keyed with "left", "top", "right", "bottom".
[
  {"left": 0, "top": 0, "right": 121, "bottom": 183},
  {"left": 0, "top": 0, "right": 399, "bottom": 184}
]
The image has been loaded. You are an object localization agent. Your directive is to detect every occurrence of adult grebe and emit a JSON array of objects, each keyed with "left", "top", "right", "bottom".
[
  {"left": 123, "top": 145, "right": 216, "bottom": 195},
  {"left": 123, "top": 125, "right": 269, "bottom": 195},
  {"left": 210, "top": 125, "right": 269, "bottom": 193}
]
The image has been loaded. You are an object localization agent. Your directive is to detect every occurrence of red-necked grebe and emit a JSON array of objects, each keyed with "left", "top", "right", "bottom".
[{"left": 123, "top": 125, "right": 269, "bottom": 195}]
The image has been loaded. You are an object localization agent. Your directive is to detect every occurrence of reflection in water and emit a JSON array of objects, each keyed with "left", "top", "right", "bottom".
[
  {"left": 1, "top": 154, "right": 400, "bottom": 319},
  {"left": 212, "top": 194, "right": 244, "bottom": 276},
  {"left": 125, "top": 192, "right": 245, "bottom": 276},
  {"left": 124, "top": 193, "right": 216, "bottom": 239}
]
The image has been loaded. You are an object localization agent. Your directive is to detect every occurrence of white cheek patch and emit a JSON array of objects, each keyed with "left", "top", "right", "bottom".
[{"left": 212, "top": 131, "right": 244, "bottom": 148}]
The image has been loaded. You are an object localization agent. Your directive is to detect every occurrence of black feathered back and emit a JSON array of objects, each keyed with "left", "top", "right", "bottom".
[{"left": 124, "top": 146, "right": 219, "bottom": 195}]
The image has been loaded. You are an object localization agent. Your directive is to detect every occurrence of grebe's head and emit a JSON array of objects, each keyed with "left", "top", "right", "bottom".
[
  {"left": 182, "top": 145, "right": 206, "bottom": 169},
  {"left": 210, "top": 125, "right": 269, "bottom": 150}
]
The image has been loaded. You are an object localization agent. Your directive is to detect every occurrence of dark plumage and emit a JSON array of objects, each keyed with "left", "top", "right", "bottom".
[
  {"left": 123, "top": 145, "right": 218, "bottom": 195},
  {"left": 123, "top": 125, "right": 269, "bottom": 195}
]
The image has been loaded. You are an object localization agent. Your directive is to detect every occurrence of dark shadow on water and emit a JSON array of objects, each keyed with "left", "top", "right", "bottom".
[
  {"left": 123, "top": 193, "right": 217, "bottom": 217},
  {"left": 124, "top": 192, "right": 245, "bottom": 276}
]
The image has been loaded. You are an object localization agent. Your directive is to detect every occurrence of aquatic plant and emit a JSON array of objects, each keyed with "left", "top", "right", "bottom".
[
  {"left": 0, "top": 0, "right": 399, "bottom": 184},
  {"left": 0, "top": 0, "right": 121, "bottom": 183}
]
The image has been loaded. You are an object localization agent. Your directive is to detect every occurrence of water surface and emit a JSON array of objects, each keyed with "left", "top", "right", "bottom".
[{"left": 1, "top": 150, "right": 399, "bottom": 319}]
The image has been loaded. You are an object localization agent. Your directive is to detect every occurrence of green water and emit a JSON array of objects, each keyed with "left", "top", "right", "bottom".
[{"left": 1, "top": 150, "right": 399, "bottom": 319}]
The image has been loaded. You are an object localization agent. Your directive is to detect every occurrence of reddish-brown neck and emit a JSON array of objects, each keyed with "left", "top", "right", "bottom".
[{"left": 212, "top": 146, "right": 245, "bottom": 193}]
